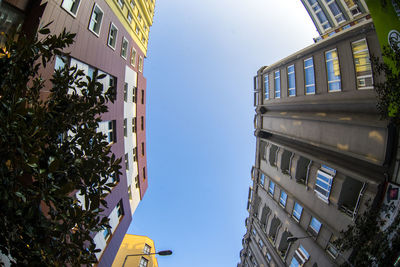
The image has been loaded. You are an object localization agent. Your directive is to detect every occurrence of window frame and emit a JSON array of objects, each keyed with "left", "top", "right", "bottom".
[
  {"left": 130, "top": 47, "right": 137, "bottom": 67},
  {"left": 351, "top": 38, "right": 373, "bottom": 90},
  {"left": 304, "top": 57, "right": 316, "bottom": 95},
  {"left": 314, "top": 169, "right": 334, "bottom": 203},
  {"left": 287, "top": 64, "right": 296, "bottom": 97},
  {"left": 88, "top": 3, "right": 103, "bottom": 37},
  {"left": 280, "top": 190, "right": 288, "bottom": 207},
  {"left": 309, "top": 217, "right": 322, "bottom": 235},
  {"left": 268, "top": 181, "right": 275, "bottom": 196},
  {"left": 138, "top": 56, "right": 143, "bottom": 72},
  {"left": 121, "top": 37, "right": 129, "bottom": 59},
  {"left": 260, "top": 173, "right": 265, "bottom": 186},
  {"left": 139, "top": 257, "right": 148, "bottom": 267},
  {"left": 107, "top": 23, "right": 119, "bottom": 50},
  {"left": 117, "top": 0, "right": 124, "bottom": 8},
  {"left": 143, "top": 244, "right": 151, "bottom": 254},
  {"left": 61, "top": 0, "right": 81, "bottom": 17},
  {"left": 127, "top": 11, "right": 133, "bottom": 23},
  {"left": 264, "top": 74, "right": 269, "bottom": 100},
  {"left": 274, "top": 70, "right": 281, "bottom": 98},
  {"left": 325, "top": 48, "right": 341, "bottom": 92},
  {"left": 292, "top": 202, "right": 303, "bottom": 222}
]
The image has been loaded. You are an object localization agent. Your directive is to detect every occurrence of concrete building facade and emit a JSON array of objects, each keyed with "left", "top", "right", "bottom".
[
  {"left": 238, "top": 20, "right": 395, "bottom": 267},
  {"left": 0, "top": 0, "right": 155, "bottom": 266}
]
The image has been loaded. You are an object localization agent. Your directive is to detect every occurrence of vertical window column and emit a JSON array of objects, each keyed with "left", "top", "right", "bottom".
[
  {"left": 274, "top": 70, "right": 281, "bottom": 98},
  {"left": 304, "top": 57, "right": 315, "bottom": 94},
  {"left": 264, "top": 74, "right": 269, "bottom": 100},
  {"left": 351, "top": 39, "right": 373, "bottom": 89},
  {"left": 325, "top": 49, "right": 341, "bottom": 92},
  {"left": 287, "top": 65, "right": 296, "bottom": 96}
]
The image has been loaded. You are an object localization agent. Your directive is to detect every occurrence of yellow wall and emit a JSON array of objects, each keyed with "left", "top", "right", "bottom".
[
  {"left": 105, "top": 0, "right": 156, "bottom": 56},
  {"left": 112, "top": 234, "right": 159, "bottom": 267}
]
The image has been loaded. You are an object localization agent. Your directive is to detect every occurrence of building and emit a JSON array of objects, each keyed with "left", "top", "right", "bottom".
[
  {"left": 0, "top": 0, "right": 155, "bottom": 266},
  {"left": 238, "top": 19, "right": 396, "bottom": 267},
  {"left": 112, "top": 234, "right": 159, "bottom": 267},
  {"left": 301, "top": 0, "right": 370, "bottom": 41}
]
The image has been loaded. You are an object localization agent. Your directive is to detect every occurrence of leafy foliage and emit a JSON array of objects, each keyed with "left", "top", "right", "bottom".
[
  {"left": 0, "top": 25, "right": 121, "bottom": 266},
  {"left": 372, "top": 45, "right": 400, "bottom": 126},
  {"left": 335, "top": 202, "right": 400, "bottom": 266}
]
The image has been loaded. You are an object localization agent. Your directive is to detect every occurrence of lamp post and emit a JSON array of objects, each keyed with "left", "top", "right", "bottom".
[
  {"left": 122, "top": 250, "right": 172, "bottom": 267},
  {"left": 286, "top": 236, "right": 354, "bottom": 267}
]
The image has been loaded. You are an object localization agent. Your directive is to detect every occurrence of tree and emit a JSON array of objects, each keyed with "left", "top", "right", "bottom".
[
  {"left": 335, "top": 202, "right": 400, "bottom": 266},
  {"left": 372, "top": 45, "right": 400, "bottom": 126},
  {"left": 0, "top": 25, "right": 121, "bottom": 266}
]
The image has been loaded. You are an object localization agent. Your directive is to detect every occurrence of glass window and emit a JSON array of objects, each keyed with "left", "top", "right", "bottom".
[
  {"left": 124, "top": 118, "right": 127, "bottom": 137},
  {"left": 268, "top": 181, "right": 275, "bottom": 195},
  {"left": 351, "top": 39, "right": 373, "bottom": 89},
  {"left": 130, "top": 0, "right": 136, "bottom": 8},
  {"left": 124, "top": 82, "right": 128, "bottom": 101},
  {"left": 89, "top": 4, "right": 103, "bottom": 35},
  {"left": 103, "top": 227, "right": 111, "bottom": 240},
  {"left": 121, "top": 38, "right": 128, "bottom": 59},
  {"left": 117, "top": 0, "right": 124, "bottom": 8},
  {"left": 108, "top": 120, "right": 116, "bottom": 143},
  {"left": 139, "top": 257, "right": 148, "bottom": 267},
  {"left": 280, "top": 190, "right": 287, "bottom": 207},
  {"left": 131, "top": 48, "right": 137, "bottom": 67},
  {"left": 132, "top": 117, "right": 136, "bottom": 132},
  {"left": 143, "top": 244, "right": 151, "bottom": 254},
  {"left": 325, "top": 0, "right": 346, "bottom": 23},
  {"left": 290, "top": 257, "right": 300, "bottom": 267},
  {"left": 309, "top": 217, "right": 322, "bottom": 234},
  {"left": 54, "top": 55, "right": 67, "bottom": 71},
  {"left": 325, "top": 49, "right": 341, "bottom": 92},
  {"left": 264, "top": 74, "right": 269, "bottom": 99},
  {"left": 108, "top": 23, "right": 118, "bottom": 49},
  {"left": 139, "top": 56, "right": 143, "bottom": 72},
  {"left": 116, "top": 200, "right": 124, "bottom": 218},
  {"left": 274, "top": 70, "right": 281, "bottom": 98},
  {"left": 293, "top": 202, "right": 303, "bottom": 221},
  {"left": 287, "top": 65, "right": 296, "bottom": 96},
  {"left": 252, "top": 228, "right": 257, "bottom": 236},
  {"left": 258, "top": 239, "right": 264, "bottom": 249},
  {"left": 260, "top": 173, "right": 265, "bottom": 186},
  {"left": 127, "top": 11, "right": 133, "bottom": 23},
  {"left": 314, "top": 169, "right": 334, "bottom": 203},
  {"left": 304, "top": 57, "right": 315, "bottom": 94},
  {"left": 61, "top": 0, "right": 81, "bottom": 16},
  {"left": 266, "top": 253, "right": 271, "bottom": 262},
  {"left": 125, "top": 153, "right": 129, "bottom": 170}
]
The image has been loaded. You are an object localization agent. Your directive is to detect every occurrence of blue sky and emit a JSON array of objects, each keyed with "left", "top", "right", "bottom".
[{"left": 127, "top": 1, "right": 317, "bottom": 266}]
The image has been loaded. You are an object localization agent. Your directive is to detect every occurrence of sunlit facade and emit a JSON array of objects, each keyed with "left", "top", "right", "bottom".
[
  {"left": 112, "top": 234, "right": 159, "bottom": 267},
  {"left": 238, "top": 20, "right": 394, "bottom": 267},
  {"left": 0, "top": 0, "right": 155, "bottom": 265},
  {"left": 300, "top": 0, "right": 371, "bottom": 41}
]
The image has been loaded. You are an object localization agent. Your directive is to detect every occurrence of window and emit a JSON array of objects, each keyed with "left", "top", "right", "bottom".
[
  {"left": 131, "top": 48, "right": 137, "bottom": 66},
  {"left": 133, "top": 147, "right": 137, "bottom": 162},
  {"left": 287, "top": 65, "right": 296, "bottom": 96},
  {"left": 138, "top": 56, "right": 143, "bottom": 72},
  {"left": 141, "top": 142, "right": 145, "bottom": 156},
  {"left": 142, "top": 36, "right": 146, "bottom": 43},
  {"left": 141, "top": 116, "right": 144, "bottom": 130},
  {"left": 308, "top": 0, "right": 331, "bottom": 30},
  {"left": 344, "top": 0, "right": 361, "bottom": 16},
  {"left": 258, "top": 239, "right": 264, "bottom": 249},
  {"left": 116, "top": 200, "right": 124, "bottom": 218},
  {"left": 252, "top": 228, "right": 257, "bottom": 237},
  {"left": 351, "top": 39, "right": 373, "bottom": 89},
  {"left": 135, "top": 24, "right": 140, "bottom": 34},
  {"left": 133, "top": 87, "right": 137, "bottom": 102},
  {"left": 109, "top": 76, "right": 117, "bottom": 99},
  {"left": 103, "top": 227, "right": 111, "bottom": 240},
  {"left": 292, "top": 202, "right": 303, "bottom": 221},
  {"left": 124, "top": 82, "right": 128, "bottom": 101},
  {"left": 260, "top": 173, "right": 265, "bottom": 186},
  {"left": 127, "top": 11, "right": 132, "bottom": 23},
  {"left": 139, "top": 257, "right": 148, "bottom": 267},
  {"left": 326, "top": 236, "right": 339, "bottom": 258},
  {"left": 325, "top": 0, "right": 346, "bottom": 23},
  {"left": 309, "top": 217, "right": 322, "bottom": 235},
  {"left": 314, "top": 168, "right": 335, "bottom": 203},
  {"left": 304, "top": 57, "right": 315, "bottom": 94},
  {"left": 117, "top": 0, "right": 124, "bottom": 8},
  {"left": 121, "top": 37, "right": 128, "bottom": 59},
  {"left": 264, "top": 74, "right": 269, "bottom": 99},
  {"left": 107, "top": 120, "right": 116, "bottom": 143},
  {"left": 132, "top": 117, "right": 136, "bottom": 133},
  {"left": 325, "top": 49, "right": 341, "bottom": 92},
  {"left": 141, "top": 89, "right": 144, "bottom": 104},
  {"left": 290, "top": 245, "right": 310, "bottom": 267},
  {"left": 143, "top": 167, "right": 146, "bottom": 180},
  {"left": 280, "top": 190, "right": 287, "bottom": 207},
  {"left": 110, "top": 172, "right": 119, "bottom": 183},
  {"left": 88, "top": 4, "right": 103, "bottom": 36},
  {"left": 55, "top": 55, "right": 67, "bottom": 71},
  {"left": 130, "top": 0, "right": 136, "bottom": 8},
  {"left": 268, "top": 181, "right": 275, "bottom": 196},
  {"left": 125, "top": 153, "right": 129, "bottom": 170},
  {"left": 143, "top": 244, "right": 151, "bottom": 254},
  {"left": 138, "top": 13, "right": 142, "bottom": 22},
  {"left": 274, "top": 70, "right": 281, "bottom": 98},
  {"left": 108, "top": 23, "right": 118, "bottom": 49},
  {"left": 124, "top": 118, "right": 127, "bottom": 137},
  {"left": 266, "top": 253, "right": 271, "bottom": 262},
  {"left": 61, "top": 0, "right": 81, "bottom": 16}
]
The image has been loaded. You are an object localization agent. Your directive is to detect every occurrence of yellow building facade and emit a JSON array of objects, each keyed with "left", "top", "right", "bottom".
[
  {"left": 105, "top": 0, "right": 156, "bottom": 56},
  {"left": 112, "top": 234, "right": 159, "bottom": 267}
]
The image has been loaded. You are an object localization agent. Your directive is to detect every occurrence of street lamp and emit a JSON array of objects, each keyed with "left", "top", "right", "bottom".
[{"left": 122, "top": 250, "right": 172, "bottom": 267}]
